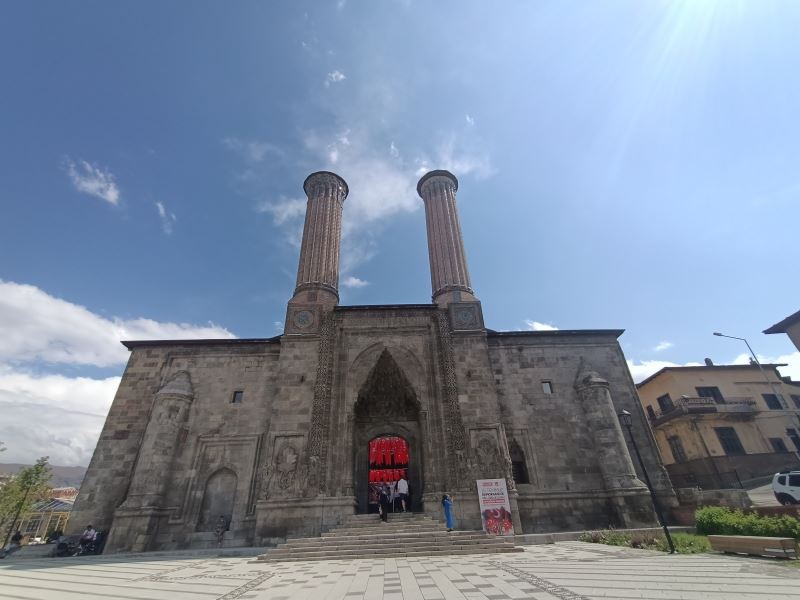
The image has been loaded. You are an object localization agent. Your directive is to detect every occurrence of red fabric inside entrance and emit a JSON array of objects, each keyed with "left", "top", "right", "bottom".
[{"left": 368, "top": 436, "right": 408, "bottom": 484}]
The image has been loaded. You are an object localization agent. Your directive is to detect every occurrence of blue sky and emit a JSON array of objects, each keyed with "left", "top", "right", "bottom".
[{"left": 1, "top": 0, "right": 798, "bottom": 466}]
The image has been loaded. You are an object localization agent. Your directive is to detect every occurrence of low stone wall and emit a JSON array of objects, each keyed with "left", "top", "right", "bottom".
[
  {"left": 515, "top": 526, "right": 693, "bottom": 546},
  {"left": 671, "top": 487, "right": 752, "bottom": 525}
]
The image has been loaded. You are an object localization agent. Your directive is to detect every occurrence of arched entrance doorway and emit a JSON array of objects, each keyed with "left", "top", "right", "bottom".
[{"left": 353, "top": 349, "right": 423, "bottom": 513}]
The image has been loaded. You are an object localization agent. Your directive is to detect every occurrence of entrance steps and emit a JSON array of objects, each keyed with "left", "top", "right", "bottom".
[{"left": 256, "top": 512, "right": 522, "bottom": 562}]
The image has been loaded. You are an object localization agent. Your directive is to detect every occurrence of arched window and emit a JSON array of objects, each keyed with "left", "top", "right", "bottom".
[
  {"left": 197, "top": 468, "right": 237, "bottom": 531},
  {"left": 509, "top": 440, "right": 530, "bottom": 485}
]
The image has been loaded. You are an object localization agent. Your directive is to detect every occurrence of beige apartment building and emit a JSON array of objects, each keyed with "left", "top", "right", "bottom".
[{"left": 637, "top": 362, "right": 800, "bottom": 489}]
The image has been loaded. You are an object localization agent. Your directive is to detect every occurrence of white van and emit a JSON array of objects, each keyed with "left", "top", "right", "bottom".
[{"left": 773, "top": 471, "right": 800, "bottom": 505}]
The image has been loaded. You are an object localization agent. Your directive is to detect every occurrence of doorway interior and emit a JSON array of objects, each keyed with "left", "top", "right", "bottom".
[{"left": 368, "top": 435, "right": 409, "bottom": 513}]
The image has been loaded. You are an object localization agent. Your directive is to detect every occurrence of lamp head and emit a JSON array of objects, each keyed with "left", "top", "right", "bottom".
[
  {"left": 713, "top": 332, "right": 723, "bottom": 337},
  {"left": 618, "top": 409, "right": 632, "bottom": 428}
]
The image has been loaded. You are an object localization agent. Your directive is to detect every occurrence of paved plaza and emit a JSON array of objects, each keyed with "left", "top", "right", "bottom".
[{"left": 1, "top": 542, "right": 799, "bottom": 600}]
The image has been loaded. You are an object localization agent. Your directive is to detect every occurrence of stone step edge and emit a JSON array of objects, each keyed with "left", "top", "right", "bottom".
[
  {"left": 281, "top": 536, "right": 501, "bottom": 548},
  {"left": 275, "top": 540, "right": 513, "bottom": 552},
  {"left": 254, "top": 547, "right": 523, "bottom": 562}
]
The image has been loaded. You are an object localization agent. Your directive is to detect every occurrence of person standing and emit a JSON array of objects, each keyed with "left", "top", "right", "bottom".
[
  {"left": 379, "top": 485, "right": 391, "bottom": 522},
  {"left": 442, "top": 494, "right": 455, "bottom": 531},
  {"left": 214, "top": 515, "right": 228, "bottom": 547},
  {"left": 396, "top": 476, "right": 409, "bottom": 512}
]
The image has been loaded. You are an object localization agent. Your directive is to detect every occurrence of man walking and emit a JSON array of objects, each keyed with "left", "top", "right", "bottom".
[{"left": 396, "top": 476, "right": 409, "bottom": 512}]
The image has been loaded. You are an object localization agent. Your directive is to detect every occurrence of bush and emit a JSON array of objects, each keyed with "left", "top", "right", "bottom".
[
  {"left": 695, "top": 506, "right": 800, "bottom": 539},
  {"left": 579, "top": 529, "right": 711, "bottom": 554}
]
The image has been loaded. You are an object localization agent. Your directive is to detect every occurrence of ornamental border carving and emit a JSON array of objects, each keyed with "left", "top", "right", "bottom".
[
  {"left": 435, "top": 311, "right": 469, "bottom": 489},
  {"left": 305, "top": 312, "right": 335, "bottom": 494}
]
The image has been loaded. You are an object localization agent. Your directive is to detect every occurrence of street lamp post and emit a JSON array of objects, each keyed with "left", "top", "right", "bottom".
[
  {"left": 618, "top": 409, "right": 676, "bottom": 554},
  {"left": 713, "top": 331, "right": 800, "bottom": 463},
  {"left": 712, "top": 332, "right": 788, "bottom": 407}
]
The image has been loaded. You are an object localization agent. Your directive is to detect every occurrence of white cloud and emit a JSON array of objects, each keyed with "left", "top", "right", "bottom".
[
  {"left": 389, "top": 141, "right": 400, "bottom": 159},
  {"left": 155, "top": 201, "right": 177, "bottom": 234},
  {"left": 342, "top": 276, "right": 369, "bottom": 288},
  {"left": 0, "top": 280, "right": 235, "bottom": 368},
  {"left": 465, "top": 114, "right": 475, "bottom": 126},
  {"left": 325, "top": 70, "right": 346, "bottom": 87},
  {"left": 626, "top": 359, "right": 703, "bottom": 383},
  {"left": 0, "top": 367, "right": 119, "bottom": 466},
  {"left": 654, "top": 340, "right": 673, "bottom": 352},
  {"left": 223, "top": 137, "right": 284, "bottom": 163},
  {"left": 65, "top": 158, "right": 120, "bottom": 206},
  {"left": 525, "top": 320, "right": 559, "bottom": 331},
  {"left": 731, "top": 351, "right": 800, "bottom": 382},
  {"left": 257, "top": 196, "right": 307, "bottom": 225}
]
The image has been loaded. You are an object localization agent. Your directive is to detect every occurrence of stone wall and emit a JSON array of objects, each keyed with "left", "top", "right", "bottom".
[
  {"left": 488, "top": 330, "right": 674, "bottom": 531},
  {"left": 73, "top": 309, "right": 678, "bottom": 550},
  {"left": 69, "top": 340, "right": 282, "bottom": 552}
]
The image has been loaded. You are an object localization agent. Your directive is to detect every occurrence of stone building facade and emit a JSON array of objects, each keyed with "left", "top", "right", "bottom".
[{"left": 69, "top": 170, "right": 674, "bottom": 552}]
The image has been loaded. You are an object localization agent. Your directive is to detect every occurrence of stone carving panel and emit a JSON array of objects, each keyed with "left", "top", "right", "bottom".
[
  {"left": 261, "top": 433, "right": 306, "bottom": 500},
  {"left": 304, "top": 313, "right": 335, "bottom": 495},
  {"left": 448, "top": 302, "right": 484, "bottom": 331},
  {"left": 435, "top": 311, "right": 469, "bottom": 489},
  {"left": 284, "top": 304, "right": 321, "bottom": 335}
]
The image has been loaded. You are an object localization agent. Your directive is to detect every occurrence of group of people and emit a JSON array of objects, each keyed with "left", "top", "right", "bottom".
[
  {"left": 376, "top": 475, "right": 410, "bottom": 521},
  {"left": 374, "top": 477, "right": 456, "bottom": 532}
]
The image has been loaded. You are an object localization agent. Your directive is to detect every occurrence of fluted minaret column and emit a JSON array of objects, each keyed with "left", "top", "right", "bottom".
[
  {"left": 417, "top": 170, "right": 478, "bottom": 306},
  {"left": 284, "top": 171, "right": 347, "bottom": 335},
  {"left": 292, "top": 171, "right": 348, "bottom": 305}
]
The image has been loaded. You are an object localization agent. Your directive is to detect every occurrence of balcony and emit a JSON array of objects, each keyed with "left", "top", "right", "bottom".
[{"left": 649, "top": 396, "right": 757, "bottom": 427}]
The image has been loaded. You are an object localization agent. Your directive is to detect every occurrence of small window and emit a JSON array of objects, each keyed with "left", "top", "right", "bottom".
[
  {"left": 770, "top": 438, "right": 789, "bottom": 453},
  {"left": 696, "top": 386, "right": 724, "bottom": 403},
  {"left": 790, "top": 474, "right": 800, "bottom": 487},
  {"left": 763, "top": 394, "right": 783, "bottom": 410},
  {"left": 656, "top": 394, "right": 674, "bottom": 413},
  {"left": 542, "top": 381, "right": 553, "bottom": 395},
  {"left": 792, "top": 395, "right": 800, "bottom": 409},
  {"left": 788, "top": 429, "right": 800, "bottom": 452},
  {"left": 231, "top": 391, "right": 244, "bottom": 404},
  {"left": 714, "top": 427, "right": 745, "bottom": 456},
  {"left": 667, "top": 435, "right": 688, "bottom": 463},
  {"left": 778, "top": 475, "right": 787, "bottom": 485}
]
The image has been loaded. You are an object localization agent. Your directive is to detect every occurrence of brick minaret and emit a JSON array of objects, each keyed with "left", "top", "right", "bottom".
[
  {"left": 285, "top": 171, "right": 348, "bottom": 334},
  {"left": 417, "top": 170, "right": 478, "bottom": 307}
]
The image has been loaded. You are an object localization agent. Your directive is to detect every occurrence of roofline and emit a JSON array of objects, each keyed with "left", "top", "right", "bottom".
[
  {"left": 764, "top": 309, "right": 800, "bottom": 334},
  {"left": 488, "top": 329, "right": 624, "bottom": 339},
  {"left": 336, "top": 303, "right": 437, "bottom": 311},
  {"left": 636, "top": 363, "right": 789, "bottom": 388},
  {"left": 122, "top": 336, "right": 281, "bottom": 350}
]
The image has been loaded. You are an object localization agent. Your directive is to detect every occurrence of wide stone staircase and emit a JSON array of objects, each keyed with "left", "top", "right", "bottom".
[{"left": 256, "top": 512, "right": 522, "bottom": 562}]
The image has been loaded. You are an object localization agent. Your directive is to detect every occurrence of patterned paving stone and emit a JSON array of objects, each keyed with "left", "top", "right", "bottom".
[{"left": 1, "top": 543, "right": 800, "bottom": 599}]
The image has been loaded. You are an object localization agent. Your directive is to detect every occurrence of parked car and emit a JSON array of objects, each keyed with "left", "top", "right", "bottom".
[{"left": 773, "top": 471, "right": 800, "bottom": 505}]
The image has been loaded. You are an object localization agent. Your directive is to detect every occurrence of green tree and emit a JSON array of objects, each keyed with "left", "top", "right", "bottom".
[{"left": 0, "top": 457, "right": 52, "bottom": 544}]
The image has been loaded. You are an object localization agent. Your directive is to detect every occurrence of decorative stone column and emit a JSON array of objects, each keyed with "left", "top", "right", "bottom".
[
  {"left": 285, "top": 171, "right": 348, "bottom": 335},
  {"left": 105, "top": 371, "right": 194, "bottom": 552},
  {"left": 575, "top": 365, "right": 643, "bottom": 491},
  {"left": 575, "top": 363, "right": 657, "bottom": 528},
  {"left": 417, "top": 170, "right": 478, "bottom": 307}
]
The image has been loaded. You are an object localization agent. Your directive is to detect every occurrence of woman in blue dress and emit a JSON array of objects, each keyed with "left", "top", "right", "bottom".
[{"left": 441, "top": 494, "right": 455, "bottom": 531}]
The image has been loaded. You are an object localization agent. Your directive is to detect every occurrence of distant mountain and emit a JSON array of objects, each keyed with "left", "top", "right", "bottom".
[{"left": 0, "top": 463, "right": 87, "bottom": 488}]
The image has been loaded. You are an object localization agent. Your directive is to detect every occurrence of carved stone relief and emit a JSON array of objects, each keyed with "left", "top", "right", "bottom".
[
  {"left": 262, "top": 433, "right": 306, "bottom": 500},
  {"left": 435, "top": 311, "right": 469, "bottom": 489},
  {"left": 305, "top": 313, "right": 335, "bottom": 495}
]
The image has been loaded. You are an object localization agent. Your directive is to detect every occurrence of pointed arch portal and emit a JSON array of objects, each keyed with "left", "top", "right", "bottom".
[{"left": 353, "top": 350, "right": 423, "bottom": 513}]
